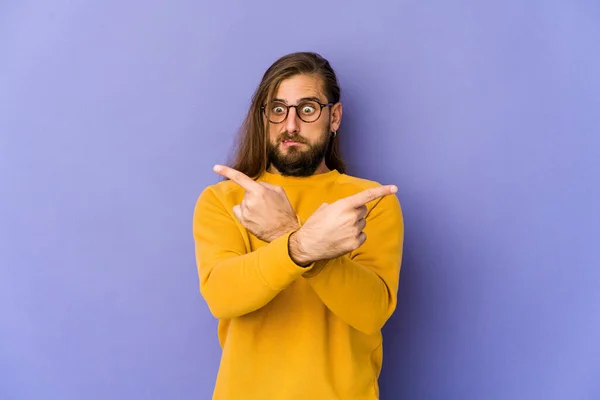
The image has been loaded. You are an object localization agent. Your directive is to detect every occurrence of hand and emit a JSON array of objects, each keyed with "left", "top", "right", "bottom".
[
  {"left": 289, "top": 185, "right": 397, "bottom": 266},
  {"left": 214, "top": 165, "right": 299, "bottom": 242}
]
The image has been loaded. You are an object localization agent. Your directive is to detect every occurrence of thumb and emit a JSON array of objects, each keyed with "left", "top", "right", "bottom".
[
  {"left": 232, "top": 204, "right": 243, "bottom": 222},
  {"left": 315, "top": 202, "right": 329, "bottom": 212}
]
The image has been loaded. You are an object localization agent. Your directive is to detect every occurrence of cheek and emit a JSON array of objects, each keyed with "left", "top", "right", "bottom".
[
  {"left": 304, "top": 123, "right": 328, "bottom": 143},
  {"left": 268, "top": 126, "right": 282, "bottom": 142}
]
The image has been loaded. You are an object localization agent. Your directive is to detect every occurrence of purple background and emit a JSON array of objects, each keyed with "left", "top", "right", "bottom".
[{"left": 1, "top": 1, "right": 599, "bottom": 399}]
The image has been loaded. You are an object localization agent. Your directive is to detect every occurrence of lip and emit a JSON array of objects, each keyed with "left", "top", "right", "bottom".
[{"left": 281, "top": 140, "right": 304, "bottom": 147}]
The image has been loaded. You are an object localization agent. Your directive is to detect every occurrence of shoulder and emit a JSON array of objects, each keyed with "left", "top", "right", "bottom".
[
  {"left": 194, "top": 179, "right": 243, "bottom": 210},
  {"left": 205, "top": 179, "right": 242, "bottom": 197},
  {"left": 335, "top": 173, "right": 402, "bottom": 213},
  {"left": 335, "top": 173, "right": 383, "bottom": 191}
]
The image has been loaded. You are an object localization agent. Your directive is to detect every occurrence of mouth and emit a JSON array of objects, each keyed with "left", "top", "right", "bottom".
[{"left": 281, "top": 139, "right": 304, "bottom": 147}]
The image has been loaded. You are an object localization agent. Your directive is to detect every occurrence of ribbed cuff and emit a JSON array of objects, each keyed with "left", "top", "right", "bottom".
[
  {"left": 257, "top": 231, "right": 315, "bottom": 290},
  {"left": 302, "top": 258, "right": 334, "bottom": 278}
]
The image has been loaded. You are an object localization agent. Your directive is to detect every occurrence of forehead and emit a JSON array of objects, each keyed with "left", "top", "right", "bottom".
[{"left": 273, "top": 74, "right": 325, "bottom": 102}]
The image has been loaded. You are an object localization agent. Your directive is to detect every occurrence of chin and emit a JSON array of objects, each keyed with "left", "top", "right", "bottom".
[{"left": 282, "top": 146, "right": 303, "bottom": 154}]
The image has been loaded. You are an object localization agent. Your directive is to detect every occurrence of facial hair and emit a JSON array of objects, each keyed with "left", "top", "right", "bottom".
[{"left": 267, "top": 129, "right": 332, "bottom": 177}]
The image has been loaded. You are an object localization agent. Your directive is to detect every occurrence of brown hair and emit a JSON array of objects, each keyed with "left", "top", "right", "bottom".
[{"left": 227, "top": 52, "right": 346, "bottom": 179}]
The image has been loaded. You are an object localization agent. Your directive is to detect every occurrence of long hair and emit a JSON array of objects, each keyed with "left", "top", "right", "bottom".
[{"left": 227, "top": 52, "right": 346, "bottom": 179}]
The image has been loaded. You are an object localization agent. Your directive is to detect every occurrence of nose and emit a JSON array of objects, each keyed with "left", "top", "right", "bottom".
[{"left": 284, "top": 106, "right": 300, "bottom": 134}]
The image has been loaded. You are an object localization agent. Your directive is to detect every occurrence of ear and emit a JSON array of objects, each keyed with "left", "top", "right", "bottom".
[{"left": 330, "top": 102, "right": 343, "bottom": 132}]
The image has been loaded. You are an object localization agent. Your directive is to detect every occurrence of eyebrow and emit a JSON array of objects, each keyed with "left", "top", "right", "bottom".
[{"left": 272, "top": 96, "right": 325, "bottom": 104}]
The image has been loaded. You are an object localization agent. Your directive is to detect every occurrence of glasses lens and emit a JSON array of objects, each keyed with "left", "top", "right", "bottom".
[
  {"left": 266, "top": 102, "right": 287, "bottom": 123},
  {"left": 297, "top": 101, "right": 320, "bottom": 122}
]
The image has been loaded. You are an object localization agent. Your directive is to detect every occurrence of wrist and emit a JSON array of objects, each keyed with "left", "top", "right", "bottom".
[
  {"left": 290, "top": 215, "right": 301, "bottom": 232},
  {"left": 288, "top": 230, "right": 313, "bottom": 267}
]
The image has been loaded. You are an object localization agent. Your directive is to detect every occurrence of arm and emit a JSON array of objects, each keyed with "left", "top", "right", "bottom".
[
  {"left": 290, "top": 194, "right": 404, "bottom": 335},
  {"left": 193, "top": 187, "right": 312, "bottom": 319}
]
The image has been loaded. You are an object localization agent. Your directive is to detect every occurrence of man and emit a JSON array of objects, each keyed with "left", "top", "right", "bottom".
[{"left": 193, "top": 52, "right": 404, "bottom": 399}]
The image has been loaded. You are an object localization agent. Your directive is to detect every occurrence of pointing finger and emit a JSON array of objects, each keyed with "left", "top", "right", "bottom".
[
  {"left": 258, "top": 182, "right": 279, "bottom": 191},
  {"left": 344, "top": 185, "right": 397, "bottom": 208},
  {"left": 214, "top": 165, "right": 262, "bottom": 192}
]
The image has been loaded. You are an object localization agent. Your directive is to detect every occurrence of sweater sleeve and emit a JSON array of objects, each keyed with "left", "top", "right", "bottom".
[
  {"left": 303, "top": 193, "right": 404, "bottom": 335},
  {"left": 193, "top": 186, "right": 313, "bottom": 319}
]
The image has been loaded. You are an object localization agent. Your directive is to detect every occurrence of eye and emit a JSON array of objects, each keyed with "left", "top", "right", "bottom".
[
  {"left": 300, "top": 103, "right": 316, "bottom": 115},
  {"left": 271, "top": 105, "right": 286, "bottom": 115}
]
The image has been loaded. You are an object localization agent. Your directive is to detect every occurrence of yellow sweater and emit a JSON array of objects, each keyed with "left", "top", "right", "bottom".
[{"left": 193, "top": 169, "right": 404, "bottom": 400}]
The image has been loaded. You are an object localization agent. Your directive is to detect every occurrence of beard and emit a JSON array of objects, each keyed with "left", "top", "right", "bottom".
[{"left": 267, "top": 130, "right": 331, "bottom": 177}]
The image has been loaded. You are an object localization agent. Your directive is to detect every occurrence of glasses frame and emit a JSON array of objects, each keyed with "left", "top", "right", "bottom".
[{"left": 261, "top": 100, "right": 334, "bottom": 124}]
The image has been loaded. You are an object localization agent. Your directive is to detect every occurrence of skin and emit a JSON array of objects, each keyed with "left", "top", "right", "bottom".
[
  {"left": 213, "top": 165, "right": 299, "bottom": 242},
  {"left": 266, "top": 74, "right": 342, "bottom": 176},
  {"left": 214, "top": 164, "right": 397, "bottom": 264},
  {"left": 213, "top": 74, "right": 397, "bottom": 263}
]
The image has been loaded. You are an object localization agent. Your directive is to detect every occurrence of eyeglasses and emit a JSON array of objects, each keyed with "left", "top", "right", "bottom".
[{"left": 261, "top": 100, "right": 333, "bottom": 124}]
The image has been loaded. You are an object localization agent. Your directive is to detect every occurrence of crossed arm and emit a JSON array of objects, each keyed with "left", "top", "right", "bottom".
[{"left": 193, "top": 166, "right": 404, "bottom": 334}]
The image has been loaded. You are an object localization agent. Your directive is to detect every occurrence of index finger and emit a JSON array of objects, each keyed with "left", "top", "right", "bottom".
[
  {"left": 213, "top": 164, "right": 261, "bottom": 192},
  {"left": 343, "top": 185, "right": 398, "bottom": 208}
]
